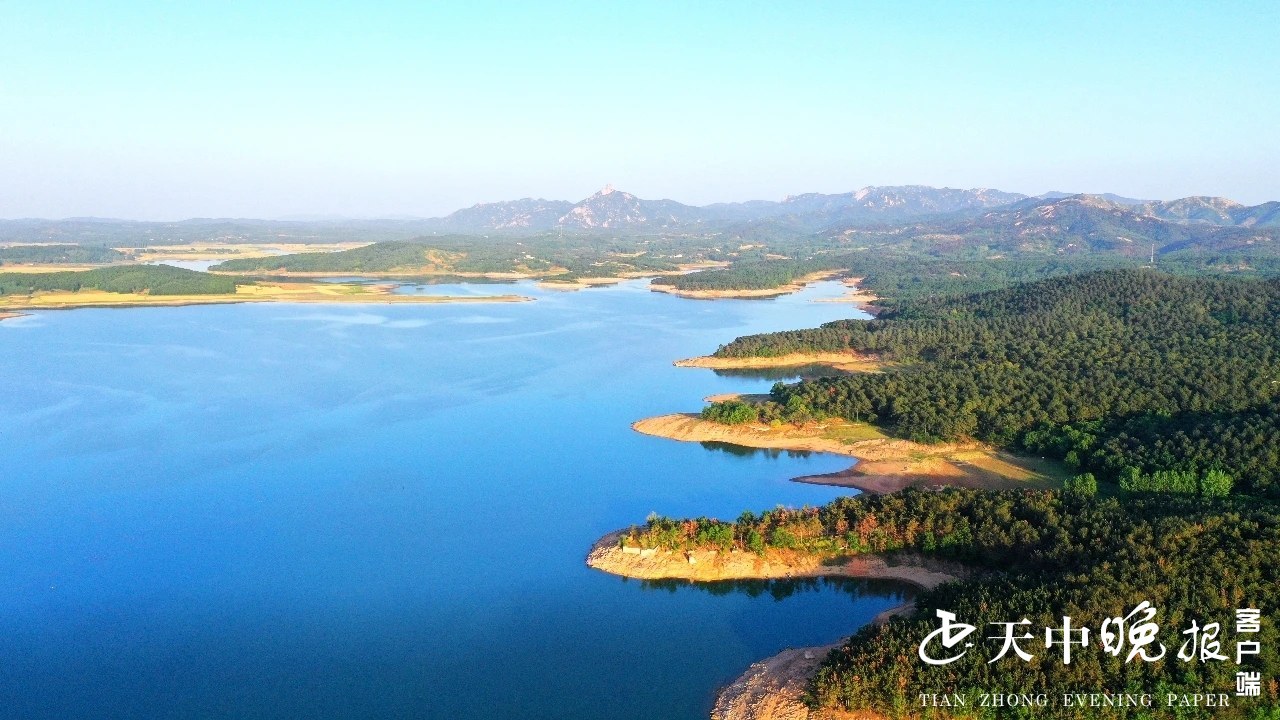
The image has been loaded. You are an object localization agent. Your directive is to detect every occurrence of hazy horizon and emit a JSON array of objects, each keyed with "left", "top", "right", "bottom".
[
  {"left": 2, "top": 1, "right": 1277, "bottom": 220},
  {"left": 3, "top": 183, "right": 1277, "bottom": 225}
]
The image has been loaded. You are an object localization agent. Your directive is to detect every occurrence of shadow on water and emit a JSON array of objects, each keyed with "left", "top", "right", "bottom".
[
  {"left": 634, "top": 575, "right": 916, "bottom": 604},
  {"left": 710, "top": 364, "right": 850, "bottom": 381},
  {"left": 699, "top": 441, "right": 813, "bottom": 459}
]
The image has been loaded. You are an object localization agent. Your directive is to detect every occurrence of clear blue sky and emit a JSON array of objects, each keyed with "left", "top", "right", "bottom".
[{"left": 1, "top": 1, "right": 1276, "bottom": 219}]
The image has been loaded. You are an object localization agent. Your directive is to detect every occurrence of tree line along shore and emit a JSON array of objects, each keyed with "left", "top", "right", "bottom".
[
  {"left": 594, "top": 266, "right": 1280, "bottom": 719},
  {"left": 0, "top": 263, "right": 532, "bottom": 315}
]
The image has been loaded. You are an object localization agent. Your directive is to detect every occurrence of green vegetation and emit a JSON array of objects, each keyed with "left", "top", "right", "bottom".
[
  {"left": 640, "top": 248, "right": 1280, "bottom": 717},
  {"left": 652, "top": 253, "right": 1280, "bottom": 306},
  {"left": 1023, "top": 403, "right": 1280, "bottom": 498},
  {"left": 0, "top": 265, "right": 240, "bottom": 295},
  {"left": 699, "top": 400, "right": 761, "bottom": 424},
  {"left": 211, "top": 237, "right": 697, "bottom": 279},
  {"left": 627, "top": 488, "right": 1279, "bottom": 719},
  {"left": 706, "top": 270, "right": 1280, "bottom": 497},
  {"left": 651, "top": 258, "right": 834, "bottom": 290},
  {"left": 212, "top": 241, "right": 447, "bottom": 273},
  {"left": 0, "top": 244, "right": 128, "bottom": 265},
  {"left": 700, "top": 395, "right": 826, "bottom": 426},
  {"left": 1062, "top": 472, "right": 1098, "bottom": 497},
  {"left": 841, "top": 255, "right": 1139, "bottom": 305}
]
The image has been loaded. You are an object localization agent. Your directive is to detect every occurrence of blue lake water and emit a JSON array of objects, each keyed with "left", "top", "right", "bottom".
[{"left": 0, "top": 280, "right": 912, "bottom": 720}]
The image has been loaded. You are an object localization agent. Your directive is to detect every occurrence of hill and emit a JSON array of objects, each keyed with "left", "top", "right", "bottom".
[
  {"left": 711, "top": 268, "right": 1280, "bottom": 496},
  {"left": 423, "top": 184, "right": 1036, "bottom": 233},
  {"left": 211, "top": 241, "right": 457, "bottom": 273},
  {"left": 1140, "top": 196, "right": 1280, "bottom": 227},
  {"left": 0, "top": 244, "right": 129, "bottom": 264},
  {"left": 0, "top": 265, "right": 240, "bottom": 295},
  {"left": 833, "top": 194, "right": 1280, "bottom": 257}
]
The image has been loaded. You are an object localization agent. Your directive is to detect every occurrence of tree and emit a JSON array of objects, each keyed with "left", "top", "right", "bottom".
[{"left": 1064, "top": 472, "right": 1098, "bottom": 497}]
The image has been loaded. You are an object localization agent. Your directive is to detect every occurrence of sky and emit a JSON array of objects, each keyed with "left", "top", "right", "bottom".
[{"left": 0, "top": 1, "right": 1277, "bottom": 220}]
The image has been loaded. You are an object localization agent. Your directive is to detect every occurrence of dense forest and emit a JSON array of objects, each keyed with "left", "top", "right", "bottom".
[
  {"left": 652, "top": 252, "right": 1280, "bottom": 297},
  {"left": 623, "top": 489, "right": 1278, "bottom": 718},
  {"left": 704, "top": 270, "right": 1280, "bottom": 496},
  {"left": 0, "top": 265, "right": 240, "bottom": 295},
  {"left": 0, "top": 244, "right": 128, "bottom": 265}
]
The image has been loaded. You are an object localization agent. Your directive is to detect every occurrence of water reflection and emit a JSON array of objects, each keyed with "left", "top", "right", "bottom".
[
  {"left": 636, "top": 575, "right": 916, "bottom": 605},
  {"left": 699, "top": 441, "right": 813, "bottom": 459},
  {"left": 710, "top": 364, "right": 849, "bottom": 381}
]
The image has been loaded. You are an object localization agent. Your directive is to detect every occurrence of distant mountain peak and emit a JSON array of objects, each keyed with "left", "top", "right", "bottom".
[{"left": 411, "top": 185, "right": 1277, "bottom": 235}]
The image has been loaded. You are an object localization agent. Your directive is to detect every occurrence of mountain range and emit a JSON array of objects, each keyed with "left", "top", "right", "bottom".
[
  {"left": 421, "top": 185, "right": 1280, "bottom": 236},
  {"left": 833, "top": 194, "right": 1280, "bottom": 257},
  {"left": 2, "top": 186, "right": 1277, "bottom": 252},
  {"left": 425, "top": 184, "right": 1031, "bottom": 232}
]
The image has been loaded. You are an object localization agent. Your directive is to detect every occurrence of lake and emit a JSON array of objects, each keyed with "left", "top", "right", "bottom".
[{"left": 0, "top": 279, "right": 913, "bottom": 720}]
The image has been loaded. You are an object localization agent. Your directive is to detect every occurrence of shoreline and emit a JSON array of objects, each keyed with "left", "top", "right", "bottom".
[
  {"left": 210, "top": 268, "right": 542, "bottom": 279},
  {"left": 649, "top": 271, "right": 842, "bottom": 299},
  {"left": 0, "top": 285, "right": 533, "bottom": 313},
  {"left": 810, "top": 277, "right": 879, "bottom": 310},
  {"left": 536, "top": 276, "right": 629, "bottom": 291},
  {"left": 632, "top": 413, "right": 1060, "bottom": 495},
  {"left": 211, "top": 260, "right": 729, "bottom": 282},
  {"left": 588, "top": 534, "right": 965, "bottom": 720},
  {"left": 587, "top": 530, "right": 964, "bottom": 589},
  {"left": 674, "top": 351, "right": 881, "bottom": 374}
]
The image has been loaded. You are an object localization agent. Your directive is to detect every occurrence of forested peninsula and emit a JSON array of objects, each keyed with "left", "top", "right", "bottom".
[
  {"left": 595, "top": 489, "right": 1279, "bottom": 719},
  {"left": 707, "top": 269, "right": 1280, "bottom": 498},
  {"left": 598, "top": 265, "right": 1280, "bottom": 719}
]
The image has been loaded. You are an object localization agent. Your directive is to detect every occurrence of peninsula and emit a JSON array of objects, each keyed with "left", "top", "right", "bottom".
[
  {"left": 649, "top": 270, "right": 842, "bottom": 299},
  {"left": 673, "top": 351, "right": 881, "bottom": 374},
  {"left": 632, "top": 412, "right": 1058, "bottom": 495},
  {"left": 0, "top": 264, "right": 531, "bottom": 314},
  {"left": 587, "top": 533, "right": 966, "bottom": 720}
]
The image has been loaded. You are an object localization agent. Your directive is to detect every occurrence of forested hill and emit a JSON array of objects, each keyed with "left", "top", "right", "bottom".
[
  {"left": 0, "top": 265, "right": 239, "bottom": 295},
  {"left": 632, "top": 489, "right": 1280, "bottom": 718},
  {"left": 650, "top": 259, "right": 833, "bottom": 291},
  {"left": 211, "top": 241, "right": 454, "bottom": 273},
  {"left": 0, "top": 244, "right": 128, "bottom": 265},
  {"left": 713, "top": 269, "right": 1280, "bottom": 496},
  {"left": 830, "top": 195, "right": 1280, "bottom": 257}
]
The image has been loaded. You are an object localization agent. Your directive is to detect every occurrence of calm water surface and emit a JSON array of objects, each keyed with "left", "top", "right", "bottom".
[{"left": 0, "top": 280, "right": 911, "bottom": 720}]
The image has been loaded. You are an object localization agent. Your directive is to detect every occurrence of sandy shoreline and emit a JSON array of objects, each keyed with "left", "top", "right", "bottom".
[
  {"left": 212, "top": 260, "right": 727, "bottom": 282},
  {"left": 536, "top": 276, "right": 629, "bottom": 291},
  {"left": 0, "top": 263, "right": 108, "bottom": 273},
  {"left": 209, "top": 268, "right": 540, "bottom": 279},
  {"left": 588, "top": 530, "right": 963, "bottom": 589},
  {"left": 0, "top": 283, "right": 533, "bottom": 313},
  {"left": 632, "top": 413, "right": 1060, "bottom": 494},
  {"left": 675, "top": 351, "right": 882, "bottom": 374},
  {"left": 588, "top": 534, "right": 964, "bottom": 720}
]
